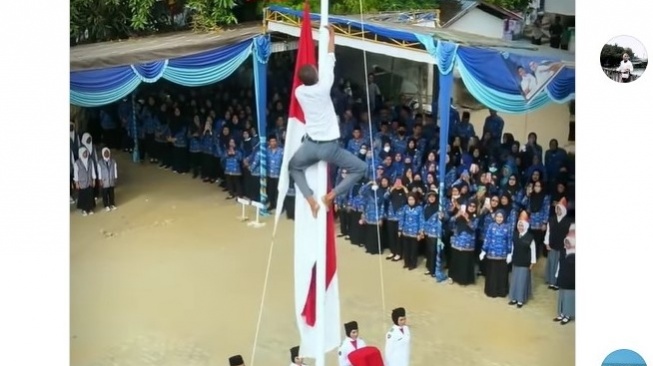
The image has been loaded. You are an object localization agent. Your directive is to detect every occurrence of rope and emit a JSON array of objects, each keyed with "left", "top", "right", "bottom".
[
  {"left": 249, "top": 235, "right": 277, "bottom": 366},
  {"left": 357, "top": 0, "right": 388, "bottom": 329}
]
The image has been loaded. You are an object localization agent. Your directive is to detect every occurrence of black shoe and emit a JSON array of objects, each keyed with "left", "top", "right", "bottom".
[
  {"left": 424, "top": 271, "right": 433, "bottom": 276},
  {"left": 553, "top": 316, "right": 563, "bottom": 322},
  {"left": 386, "top": 255, "right": 395, "bottom": 260},
  {"left": 337, "top": 234, "right": 345, "bottom": 238},
  {"left": 516, "top": 303, "right": 524, "bottom": 308},
  {"left": 560, "top": 317, "right": 571, "bottom": 325},
  {"left": 508, "top": 300, "right": 517, "bottom": 305}
]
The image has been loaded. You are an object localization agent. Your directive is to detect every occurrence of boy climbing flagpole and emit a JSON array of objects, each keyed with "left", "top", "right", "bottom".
[{"left": 273, "top": 3, "right": 342, "bottom": 366}]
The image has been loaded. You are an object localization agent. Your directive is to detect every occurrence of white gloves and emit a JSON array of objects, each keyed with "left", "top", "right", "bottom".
[
  {"left": 506, "top": 254, "right": 512, "bottom": 264},
  {"left": 479, "top": 251, "right": 486, "bottom": 261},
  {"left": 371, "top": 184, "right": 379, "bottom": 191}
]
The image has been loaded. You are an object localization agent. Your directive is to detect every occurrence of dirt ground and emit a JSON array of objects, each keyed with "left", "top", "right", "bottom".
[{"left": 70, "top": 153, "right": 575, "bottom": 366}]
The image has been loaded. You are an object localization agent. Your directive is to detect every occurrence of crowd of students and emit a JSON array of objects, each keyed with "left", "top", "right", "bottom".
[{"left": 70, "top": 55, "right": 576, "bottom": 325}]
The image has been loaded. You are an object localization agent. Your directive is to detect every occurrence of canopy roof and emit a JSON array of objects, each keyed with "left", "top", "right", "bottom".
[{"left": 70, "top": 22, "right": 261, "bottom": 71}]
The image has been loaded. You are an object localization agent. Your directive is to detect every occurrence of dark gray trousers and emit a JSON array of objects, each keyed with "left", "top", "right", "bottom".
[{"left": 288, "top": 139, "right": 367, "bottom": 199}]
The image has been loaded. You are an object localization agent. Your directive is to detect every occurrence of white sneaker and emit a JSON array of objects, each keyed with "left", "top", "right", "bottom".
[
  {"left": 105, "top": 207, "right": 111, "bottom": 212},
  {"left": 70, "top": 197, "right": 75, "bottom": 204},
  {"left": 82, "top": 211, "right": 88, "bottom": 217},
  {"left": 88, "top": 211, "right": 94, "bottom": 216},
  {"left": 111, "top": 206, "right": 117, "bottom": 211}
]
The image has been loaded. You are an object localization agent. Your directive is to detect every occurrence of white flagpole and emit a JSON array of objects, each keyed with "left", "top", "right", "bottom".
[{"left": 315, "top": 5, "right": 329, "bottom": 366}]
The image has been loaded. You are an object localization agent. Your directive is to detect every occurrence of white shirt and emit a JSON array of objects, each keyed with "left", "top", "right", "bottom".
[
  {"left": 533, "top": 65, "right": 554, "bottom": 88},
  {"left": 520, "top": 73, "right": 538, "bottom": 98},
  {"left": 384, "top": 325, "right": 411, "bottom": 366},
  {"left": 338, "top": 337, "right": 367, "bottom": 366},
  {"left": 617, "top": 60, "right": 634, "bottom": 79},
  {"left": 295, "top": 53, "right": 340, "bottom": 141}
]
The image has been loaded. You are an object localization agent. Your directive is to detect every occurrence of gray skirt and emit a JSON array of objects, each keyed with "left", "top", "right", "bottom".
[
  {"left": 545, "top": 249, "right": 561, "bottom": 285},
  {"left": 557, "top": 289, "right": 575, "bottom": 318},
  {"left": 509, "top": 266, "right": 533, "bottom": 303}
]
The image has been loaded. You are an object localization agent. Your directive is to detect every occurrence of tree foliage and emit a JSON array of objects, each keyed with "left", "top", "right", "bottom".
[
  {"left": 270, "top": 0, "right": 439, "bottom": 15},
  {"left": 600, "top": 43, "right": 634, "bottom": 67},
  {"left": 70, "top": 0, "right": 238, "bottom": 44}
]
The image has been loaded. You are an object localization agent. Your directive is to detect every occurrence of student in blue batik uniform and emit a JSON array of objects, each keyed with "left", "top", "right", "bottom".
[
  {"left": 200, "top": 117, "right": 217, "bottom": 182},
  {"left": 100, "top": 109, "right": 119, "bottom": 149},
  {"left": 398, "top": 193, "right": 424, "bottom": 270},
  {"left": 422, "top": 190, "right": 443, "bottom": 276},
  {"left": 499, "top": 194, "right": 518, "bottom": 232},
  {"left": 140, "top": 97, "right": 157, "bottom": 163},
  {"left": 335, "top": 170, "right": 350, "bottom": 238},
  {"left": 170, "top": 123, "right": 188, "bottom": 174},
  {"left": 480, "top": 210, "right": 513, "bottom": 298},
  {"left": 346, "top": 127, "right": 365, "bottom": 154},
  {"left": 482, "top": 109, "right": 504, "bottom": 148},
  {"left": 188, "top": 115, "right": 204, "bottom": 179},
  {"left": 501, "top": 174, "right": 524, "bottom": 211},
  {"left": 348, "top": 183, "right": 366, "bottom": 247},
  {"left": 243, "top": 144, "right": 260, "bottom": 201},
  {"left": 384, "top": 178, "right": 408, "bottom": 261},
  {"left": 448, "top": 201, "right": 479, "bottom": 285},
  {"left": 452, "top": 111, "right": 476, "bottom": 147},
  {"left": 154, "top": 112, "right": 170, "bottom": 168},
  {"left": 521, "top": 180, "right": 550, "bottom": 258},
  {"left": 392, "top": 125, "right": 409, "bottom": 155},
  {"left": 360, "top": 180, "right": 387, "bottom": 255},
  {"left": 222, "top": 138, "right": 243, "bottom": 199},
  {"left": 214, "top": 126, "right": 227, "bottom": 187},
  {"left": 266, "top": 136, "right": 283, "bottom": 211}
]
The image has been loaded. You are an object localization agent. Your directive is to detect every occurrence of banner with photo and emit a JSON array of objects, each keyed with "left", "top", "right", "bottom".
[{"left": 501, "top": 53, "right": 566, "bottom": 103}]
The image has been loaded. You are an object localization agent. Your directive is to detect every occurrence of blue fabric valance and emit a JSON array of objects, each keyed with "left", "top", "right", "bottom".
[
  {"left": 70, "top": 36, "right": 265, "bottom": 107},
  {"left": 454, "top": 46, "right": 575, "bottom": 114}
]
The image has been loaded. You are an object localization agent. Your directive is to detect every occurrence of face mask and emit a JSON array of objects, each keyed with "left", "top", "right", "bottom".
[
  {"left": 383, "top": 146, "right": 391, "bottom": 152},
  {"left": 359, "top": 149, "right": 367, "bottom": 155}
]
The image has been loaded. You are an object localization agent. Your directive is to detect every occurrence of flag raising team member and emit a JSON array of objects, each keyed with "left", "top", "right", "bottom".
[
  {"left": 384, "top": 307, "right": 411, "bottom": 366},
  {"left": 289, "top": 346, "right": 307, "bottom": 366},
  {"left": 339, "top": 321, "right": 367, "bottom": 366}
]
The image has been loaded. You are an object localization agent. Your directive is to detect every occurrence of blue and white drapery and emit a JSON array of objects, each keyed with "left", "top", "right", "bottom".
[
  {"left": 70, "top": 36, "right": 263, "bottom": 107},
  {"left": 71, "top": 34, "right": 272, "bottom": 166}
]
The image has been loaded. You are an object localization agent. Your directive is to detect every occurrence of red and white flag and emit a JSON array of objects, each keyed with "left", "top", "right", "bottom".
[{"left": 273, "top": 2, "right": 341, "bottom": 358}]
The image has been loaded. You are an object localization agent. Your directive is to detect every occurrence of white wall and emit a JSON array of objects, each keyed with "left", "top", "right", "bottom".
[
  {"left": 447, "top": 8, "right": 505, "bottom": 40},
  {"left": 467, "top": 102, "right": 573, "bottom": 149},
  {"left": 335, "top": 48, "right": 425, "bottom": 96},
  {"left": 544, "top": 0, "right": 575, "bottom": 16}
]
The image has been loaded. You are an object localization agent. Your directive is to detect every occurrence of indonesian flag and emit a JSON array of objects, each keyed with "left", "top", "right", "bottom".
[{"left": 273, "top": 1, "right": 341, "bottom": 358}]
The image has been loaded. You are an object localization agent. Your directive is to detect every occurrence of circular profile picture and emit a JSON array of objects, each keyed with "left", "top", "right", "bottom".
[
  {"left": 602, "top": 349, "right": 647, "bottom": 366},
  {"left": 601, "top": 35, "right": 648, "bottom": 83}
]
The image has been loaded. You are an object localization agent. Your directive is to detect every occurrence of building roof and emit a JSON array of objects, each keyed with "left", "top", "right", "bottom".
[
  {"left": 440, "top": 0, "right": 522, "bottom": 28},
  {"left": 70, "top": 22, "right": 261, "bottom": 71}
]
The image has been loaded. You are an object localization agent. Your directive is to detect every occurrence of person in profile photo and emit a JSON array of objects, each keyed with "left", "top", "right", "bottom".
[
  {"left": 616, "top": 53, "right": 634, "bottom": 83},
  {"left": 517, "top": 66, "right": 537, "bottom": 97}
]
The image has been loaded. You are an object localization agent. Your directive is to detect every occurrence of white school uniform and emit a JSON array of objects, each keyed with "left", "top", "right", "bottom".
[
  {"left": 338, "top": 337, "right": 367, "bottom": 366},
  {"left": 384, "top": 325, "right": 411, "bottom": 366}
]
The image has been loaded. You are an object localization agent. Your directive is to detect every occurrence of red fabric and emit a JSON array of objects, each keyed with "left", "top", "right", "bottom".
[
  {"left": 294, "top": 1, "right": 338, "bottom": 329},
  {"left": 348, "top": 346, "right": 385, "bottom": 366}
]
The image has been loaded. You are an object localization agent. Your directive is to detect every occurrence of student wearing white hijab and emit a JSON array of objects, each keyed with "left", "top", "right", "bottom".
[
  {"left": 507, "top": 212, "right": 537, "bottom": 308},
  {"left": 98, "top": 148, "right": 118, "bottom": 211},
  {"left": 81, "top": 132, "right": 100, "bottom": 203},
  {"left": 73, "top": 147, "right": 97, "bottom": 216}
]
